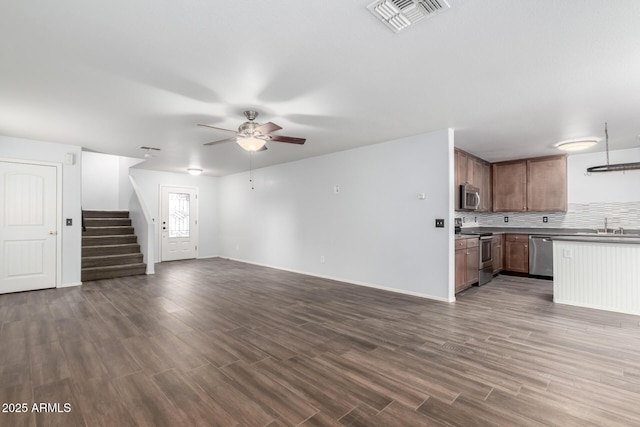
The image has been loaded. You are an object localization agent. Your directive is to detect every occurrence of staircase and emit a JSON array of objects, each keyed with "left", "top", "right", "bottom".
[{"left": 82, "top": 210, "right": 146, "bottom": 281}]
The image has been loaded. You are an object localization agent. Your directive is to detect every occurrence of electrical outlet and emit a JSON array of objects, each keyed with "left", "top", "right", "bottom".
[
  {"left": 504, "top": 216, "right": 509, "bottom": 223},
  {"left": 66, "top": 218, "right": 72, "bottom": 226},
  {"left": 435, "top": 219, "right": 445, "bottom": 228},
  {"left": 320, "top": 255, "right": 325, "bottom": 264},
  {"left": 543, "top": 216, "right": 548, "bottom": 223},
  {"left": 333, "top": 184, "right": 340, "bottom": 194}
]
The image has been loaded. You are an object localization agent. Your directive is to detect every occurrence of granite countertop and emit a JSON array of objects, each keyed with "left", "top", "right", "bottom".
[
  {"left": 459, "top": 227, "right": 640, "bottom": 237},
  {"left": 454, "top": 228, "right": 640, "bottom": 243},
  {"left": 551, "top": 235, "right": 640, "bottom": 244}
]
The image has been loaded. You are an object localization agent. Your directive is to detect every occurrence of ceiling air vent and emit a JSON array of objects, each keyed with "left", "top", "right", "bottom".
[{"left": 368, "top": 0, "right": 450, "bottom": 33}]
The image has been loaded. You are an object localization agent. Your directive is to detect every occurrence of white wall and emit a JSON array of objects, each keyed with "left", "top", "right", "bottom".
[
  {"left": 82, "top": 151, "right": 119, "bottom": 209},
  {"left": 568, "top": 147, "right": 640, "bottom": 204},
  {"left": 82, "top": 151, "right": 143, "bottom": 210},
  {"left": 218, "top": 129, "right": 455, "bottom": 301},
  {"left": 128, "top": 168, "right": 220, "bottom": 261},
  {"left": 0, "top": 135, "right": 82, "bottom": 287}
]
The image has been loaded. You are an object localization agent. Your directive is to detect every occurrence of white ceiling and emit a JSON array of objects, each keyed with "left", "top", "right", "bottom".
[{"left": 1, "top": 1, "right": 639, "bottom": 176}]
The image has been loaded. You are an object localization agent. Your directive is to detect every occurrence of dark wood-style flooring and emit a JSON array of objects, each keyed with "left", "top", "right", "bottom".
[{"left": 2, "top": 258, "right": 640, "bottom": 426}]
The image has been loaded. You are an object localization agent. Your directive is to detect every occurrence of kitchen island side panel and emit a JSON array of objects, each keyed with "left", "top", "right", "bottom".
[{"left": 553, "top": 240, "right": 640, "bottom": 315}]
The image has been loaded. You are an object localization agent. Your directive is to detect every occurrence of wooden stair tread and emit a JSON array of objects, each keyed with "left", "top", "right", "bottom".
[
  {"left": 81, "top": 209, "right": 146, "bottom": 281},
  {"left": 82, "top": 263, "right": 146, "bottom": 271},
  {"left": 82, "top": 243, "right": 140, "bottom": 248},
  {"left": 83, "top": 210, "right": 130, "bottom": 218},
  {"left": 82, "top": 253, "right": 143, "bottom": 260}
]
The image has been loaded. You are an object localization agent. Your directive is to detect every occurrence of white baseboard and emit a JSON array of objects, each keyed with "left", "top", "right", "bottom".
[
  {"left": 58, "top": 281, "right": 82, "bottom": 288},
  {"left": 197, "top": 254, "right": 220, "bottom": 260},
  {"left": 223, "top": 256, "right": 454, "bottom": 303}
]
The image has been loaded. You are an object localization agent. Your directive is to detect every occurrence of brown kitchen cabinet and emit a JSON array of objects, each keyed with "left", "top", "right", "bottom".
[
  {"left": 527, "top": 155, "right": 567, "bottom": 211},
  {"left": 504, "top": 234, "right": 529, "bottom": 273},
  {"left": 491, "top": 234, "right": 504, "bottom": 274},
  {"left": 454, "top": 149, "right": 492, "bottom": 212},
  {"left": 466, "top": 239, "right": 479, "bottom": 285},
  {"left": 492, "top": 155, "right": 566, "bottom": 212},
  {"left": 454, "top": 241, "right": 467, "bottom": 292},
  {"left": 454, "top": 150, "right": 468, "bottom": 210},
  {"left": 455, "top": 237, "right": 479, "bottom": 293},
  {"left": 492, "top": 160, "right": 527, "bottom": 212}
]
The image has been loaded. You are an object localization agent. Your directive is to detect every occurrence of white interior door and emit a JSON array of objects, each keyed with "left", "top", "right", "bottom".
[
  {"left": 160, "top": 186, "right": 198, "bottom": 261},
  {"left": 0, "top": 161, "right": 57, "bottom": 294}
]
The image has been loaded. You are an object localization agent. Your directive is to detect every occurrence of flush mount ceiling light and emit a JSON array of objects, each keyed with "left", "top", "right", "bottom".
[
  {"left": 554, "top": 138, "right": 598, "bottom": 152},
  {"left": 187, "top": 168, "right": 202, "bottom": 176},
  {"left": 367, "top": 0, "right": 450, "bottom": 33}
]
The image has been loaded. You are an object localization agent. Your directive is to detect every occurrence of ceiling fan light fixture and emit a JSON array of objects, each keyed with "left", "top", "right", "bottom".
[
  {"left": 238, "top": 137, "right": 266, "bottom": 152},
  {"left": 187, "top": 168, "right": 203, "bottom": 176},
  {"left": 554, "top": 138, "right": 598, "bottom": 152}
]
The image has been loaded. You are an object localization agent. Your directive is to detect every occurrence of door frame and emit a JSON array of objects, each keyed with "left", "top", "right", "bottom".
[
  {"left": 0, "top": 157, "right": 62, "bottom": 288},
  {"left": 158, "top": 185, "right": 199, "bottom": 262}
]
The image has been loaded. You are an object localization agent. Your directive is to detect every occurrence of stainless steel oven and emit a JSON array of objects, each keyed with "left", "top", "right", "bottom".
[
  {"left": 478, "top": 235, "right": 493, "bottom": 285},
  {"left": 460, "top": 231, "right": 494, "bottom": 286}
]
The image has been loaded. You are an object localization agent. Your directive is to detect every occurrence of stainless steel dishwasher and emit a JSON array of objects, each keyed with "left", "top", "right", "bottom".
[{"left": 529, "top": 235, "right": 553, "bottom": 278}]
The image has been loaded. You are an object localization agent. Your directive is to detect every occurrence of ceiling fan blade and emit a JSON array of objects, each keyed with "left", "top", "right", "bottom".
[
  {"left": 197, "top": 123, "right": 237, "bottom": 133},
  {"left": 268, "top": 134, "right": 306, "bottom": 144},
  {"left": 203, "top": 137, "right": 237, "bottom": 146},
  {"left": 255, "top": 122, "right": 282, "bottom": 134}
]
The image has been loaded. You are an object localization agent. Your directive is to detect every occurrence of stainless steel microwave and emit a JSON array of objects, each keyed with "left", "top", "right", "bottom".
[{"left": 460, "top": 183, "right": 480, "bottom": 210}]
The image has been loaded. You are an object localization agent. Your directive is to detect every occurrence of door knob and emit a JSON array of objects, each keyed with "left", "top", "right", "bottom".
[{"left": 48, "top": 230, "right": 57, "bottom": 235}]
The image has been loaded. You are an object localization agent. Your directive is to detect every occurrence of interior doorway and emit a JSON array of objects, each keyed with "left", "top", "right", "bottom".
[
  {"left": 0, "top": 160, "right": 59, "bottom": 294},
  {"left": 160, "top": 186, "right": 199, "bottom": 261}
]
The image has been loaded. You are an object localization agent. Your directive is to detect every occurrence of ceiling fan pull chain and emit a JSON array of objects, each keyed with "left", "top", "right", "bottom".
[{"left": 249, "top": 152, "right": 255, "bottom": 190}]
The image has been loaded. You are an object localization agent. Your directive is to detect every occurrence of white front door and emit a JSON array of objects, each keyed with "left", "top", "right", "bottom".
[
  {"left": 160, "top": 186, "right": 198, "bottom": 261},
  {"left": 0, "top": 161, "right": 58, "bottom": 294}
]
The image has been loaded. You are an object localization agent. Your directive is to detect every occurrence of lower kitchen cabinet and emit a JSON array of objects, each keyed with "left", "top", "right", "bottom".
[
  {"left": 455, "top": 237, "right": 479, "bottom": 293},
  {"left": 504, "top": 234, "right": 529, "bottom": 273},
  {"left": 491, "top": 234, "right": 504, "bottom": 274}
]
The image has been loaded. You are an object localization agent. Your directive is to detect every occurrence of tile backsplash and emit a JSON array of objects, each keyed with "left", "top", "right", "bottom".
[{"left": 456, "top": 201, "right": 640, "bottom": 230}]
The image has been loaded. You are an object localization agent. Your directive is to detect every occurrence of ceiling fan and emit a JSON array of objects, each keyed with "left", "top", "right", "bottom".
[{"left": 198, "top": 110, "right": 306, "bottom": 152}]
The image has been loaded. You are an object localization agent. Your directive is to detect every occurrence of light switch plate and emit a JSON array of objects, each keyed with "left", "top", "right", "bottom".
[{"left": 435, "top": 219, "right": 445, "bottom": 228}]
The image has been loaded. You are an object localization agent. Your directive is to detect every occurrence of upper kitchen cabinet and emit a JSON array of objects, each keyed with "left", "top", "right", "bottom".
[
  {"left": 527, "top": 155, "right": 567, "bottom": 212},
  {"left": 454, "top": 149, "right": 491, "bottom": 212},
  {"left": 492, "top": 155, "right": 567, "bottom": 212},
  {"left": 492, "top": 160, "right": 527, "bottom": 212}
]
